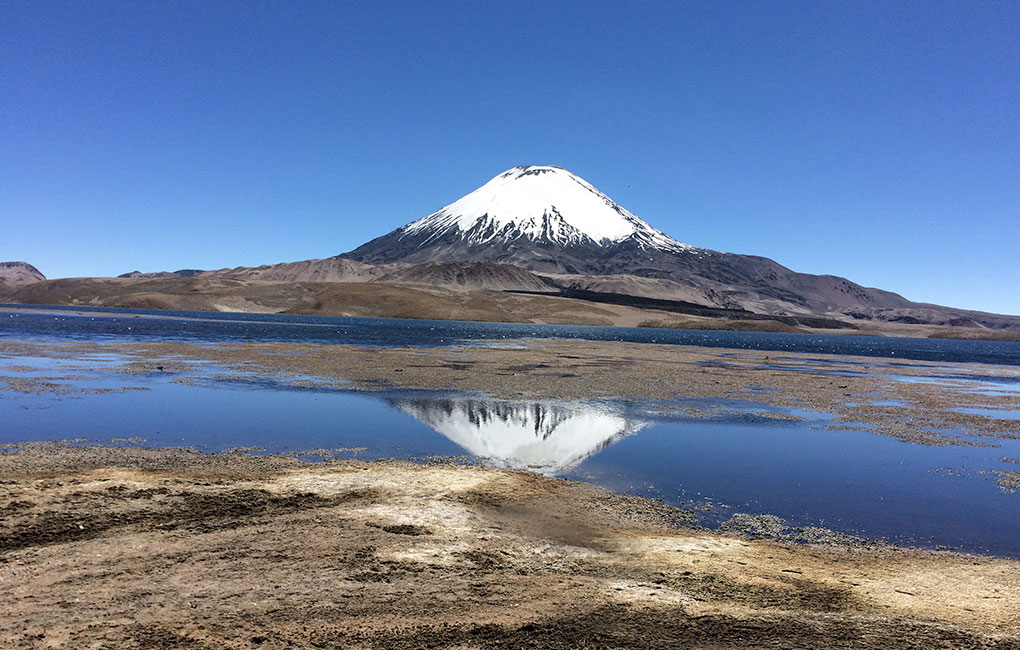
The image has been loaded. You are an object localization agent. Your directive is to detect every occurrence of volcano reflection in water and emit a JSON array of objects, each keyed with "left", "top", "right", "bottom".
[{"left": 389, "top": 397, "right": 647, "bottom": 474}]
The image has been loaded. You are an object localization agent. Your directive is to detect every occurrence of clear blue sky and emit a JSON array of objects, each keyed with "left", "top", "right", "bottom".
[{"left": 3, "top": 1, "right": 1018, "bottom": 314}]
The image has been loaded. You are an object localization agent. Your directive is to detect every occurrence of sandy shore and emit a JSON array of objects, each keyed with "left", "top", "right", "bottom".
[{"left": 1, "top": 444, "right": 1018, "bottom": 649}]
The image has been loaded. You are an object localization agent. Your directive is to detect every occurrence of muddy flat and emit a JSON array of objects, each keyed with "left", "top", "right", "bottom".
[{"left": 1, "top": 445, "right": 1019, "bottom": 649}]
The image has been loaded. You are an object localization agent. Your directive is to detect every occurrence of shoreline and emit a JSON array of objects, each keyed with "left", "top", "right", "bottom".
[
  {"left": 1, "top": 443, "right": 1018, "bottom": 648},
  {"left": 4, "top": 295, "right": 1020, "bottom": 341}
]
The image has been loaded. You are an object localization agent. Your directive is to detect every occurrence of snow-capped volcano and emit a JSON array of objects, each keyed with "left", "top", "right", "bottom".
[
  {"left": 337, "top": 165, "right": 919, "bottom": 318},
  {"left": 342, "top": 166, "right": 699, "bottom": 273},
  {"left": 402, "top": 165, "right": 692, "bottom": 252}
]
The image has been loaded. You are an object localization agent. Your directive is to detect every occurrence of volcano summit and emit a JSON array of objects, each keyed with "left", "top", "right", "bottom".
[
  {"left": 349, "top": 165, "right": 692, "bottom": 261},
  {"left": 344, "top": 165, "right": 698, "bottom": 274}
]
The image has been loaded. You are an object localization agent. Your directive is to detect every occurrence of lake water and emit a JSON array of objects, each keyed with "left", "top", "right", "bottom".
[{"left": 2, "top": 304, "right": 1020, "bottom": 557}]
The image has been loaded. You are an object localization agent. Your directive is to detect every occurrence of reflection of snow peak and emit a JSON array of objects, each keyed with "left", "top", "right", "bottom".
[{"left": 392, "top": 398, "right": 646, "bottom": 473}]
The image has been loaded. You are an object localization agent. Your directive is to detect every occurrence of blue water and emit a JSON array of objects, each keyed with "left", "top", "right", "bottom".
[
  {"left": 4, "top": 303, "right": 1020, "bottom": 366},
  {"left": 572, "top": 419, "right": 1020, "bottom": 555}
]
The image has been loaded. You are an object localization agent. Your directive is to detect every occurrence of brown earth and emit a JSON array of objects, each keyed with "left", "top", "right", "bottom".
[
  {"left": 204, "top": 257, "right": 385, "bottom": 283},
  {"left": 374, "top": 261, "right": 554, "bottom": 292},
  {"left": 930, "top": 329, "right": 1020, "bottom": 342},
  {"left": 1, "top": 444, "right": 1018, "bottom": 649},
  {"left": 0, "top": 277, "right": 682, "bottom": 326},
  {"left": 5, "top": 277, "right": 1020, "bottom": 339}
]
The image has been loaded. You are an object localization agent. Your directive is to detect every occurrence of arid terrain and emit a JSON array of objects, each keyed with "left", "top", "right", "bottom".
[
  {"left": 0, "top": 277, "right": 669, "bottom": 327},
  {"left": 4, "top": 277, "right": 1020, "bottom": 340},
  {"left": 2, "top": 445, "right": 1019, "bottom": 649}
]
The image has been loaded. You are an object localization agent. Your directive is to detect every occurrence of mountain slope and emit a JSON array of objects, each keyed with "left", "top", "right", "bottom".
[
  {"left": 374, "top": 261, "right": 553, "bottom": 292},
  {"left": 207, "top": 258, "right": 383, "bottom": 283}
]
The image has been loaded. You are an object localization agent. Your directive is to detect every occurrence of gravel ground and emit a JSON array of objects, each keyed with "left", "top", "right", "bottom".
[{"left": 1, "top": 444, "right": 1018, "bottom": 649}]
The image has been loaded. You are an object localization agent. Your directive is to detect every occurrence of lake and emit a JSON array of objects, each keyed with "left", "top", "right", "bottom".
[{"left": 2, "top": 304, "right": 1019, "bottom": 557}]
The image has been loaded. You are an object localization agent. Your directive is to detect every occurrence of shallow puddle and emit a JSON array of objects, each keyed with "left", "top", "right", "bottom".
[{"left": 955, "top": 406, "right": 1020, "bottom": 420}]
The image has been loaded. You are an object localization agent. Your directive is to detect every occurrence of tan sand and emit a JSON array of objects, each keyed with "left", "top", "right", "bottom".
[{"left": 1, "top": 445, "right": 1018, "bottom": 649}]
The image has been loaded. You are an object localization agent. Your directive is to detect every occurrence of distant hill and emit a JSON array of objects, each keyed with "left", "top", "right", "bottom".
[
  {"left": 116, "top": 259, "right": 553, "bottom": 293},
  {"left": 118, "top": 269, "right": 205, "bottom": 279},
  {"left": 0, "top": 262, "right": 45, "bottom": 284},
  {"left": 119, "top": 259, "right": 382, "bottom": 283},
  {"left": 206, "top": 258, "right": 382, "bottom": 283}
]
